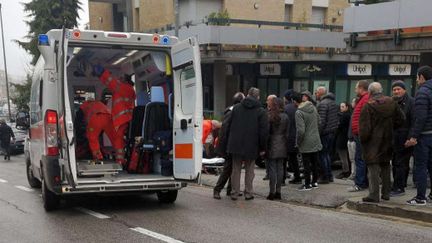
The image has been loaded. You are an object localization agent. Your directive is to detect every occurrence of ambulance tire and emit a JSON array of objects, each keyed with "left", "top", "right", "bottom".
[
  {"left": 157, "top": 190, "right": 178, "bottom": 204},
  {"left": 26, "top": 156, "right": 41, "bottom": 188},
  {"left": 42, "top": 178, "right": 60, "bottom": 211}
]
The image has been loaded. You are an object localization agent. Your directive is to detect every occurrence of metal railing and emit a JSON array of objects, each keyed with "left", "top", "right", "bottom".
[{"left": 146, "top": 18, "right": 343, "bottom": 34}]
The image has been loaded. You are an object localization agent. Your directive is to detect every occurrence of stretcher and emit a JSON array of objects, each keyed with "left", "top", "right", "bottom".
[{"left": 202, "top": 157, "right": 225, "bottom": 175}]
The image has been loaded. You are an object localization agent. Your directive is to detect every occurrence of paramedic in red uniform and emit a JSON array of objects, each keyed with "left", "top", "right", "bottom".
[
  {"left": 91, "top": 64, "right": 136, "bottom": 165},
  {"left": 79, "top": 98, "right": 120, "bottom": 163},
  {"left": 202, "top": 120, "right": 221, "bottom": 157}
]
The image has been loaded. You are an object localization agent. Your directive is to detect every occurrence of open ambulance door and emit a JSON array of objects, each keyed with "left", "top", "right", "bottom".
[
  {"left": 171, "top": 37, "right": 203, "bottom": 181},
  {"left": 57, "top": 29, "right": 77, "bottom": 185}
]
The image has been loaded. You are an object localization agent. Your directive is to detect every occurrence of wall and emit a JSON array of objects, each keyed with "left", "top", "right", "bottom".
[
  {"left": 292, "top": 0, "right": 312, "bottom": 23},
  {"left": 89, "top": 2, "right": 114, "bottom": 31},
  {"left": 224, "top": 0, "right": 285, "bottom": 22},
  {"left": 326, "top": 0, "right": 349, "bottom": 25},
  {"left": 139, "top": 0, "right": 175, "bottom": 31}
]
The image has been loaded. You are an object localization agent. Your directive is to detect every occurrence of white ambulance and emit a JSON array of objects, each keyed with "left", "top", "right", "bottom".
[{"left": 24, "top": 29, "right": 203, "bottom": 211}]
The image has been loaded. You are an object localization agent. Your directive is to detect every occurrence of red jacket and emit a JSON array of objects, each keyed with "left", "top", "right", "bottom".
[
  {"left": 99, "top": 70, "right": 136, "bottom": 128},
  {"left": 80, "top": 101, "right": 111, "bottom": 123},
  {"left": 202, "top": 120, "right": 212, "bottom": 144},
  {"left": 351, "top": 93, "right": 369, "bottom": 136}
]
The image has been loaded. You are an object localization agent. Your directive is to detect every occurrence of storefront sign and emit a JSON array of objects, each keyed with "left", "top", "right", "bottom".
[
  {"left": 347, "top": 63, "right": 372, "bottom": 76},
  {"left": 225, "top": 64, "right": 233, "bottom": 75},
  {"left": 260, "top": 64, "right": 281, "bottom": 76},
  {"left": 389, "top": 64, "right": 411, "bottom": 76}
]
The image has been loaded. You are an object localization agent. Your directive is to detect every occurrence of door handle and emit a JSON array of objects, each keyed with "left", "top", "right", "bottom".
[{"left": 180, "top": 119, "right": 187, "bottom": 130}]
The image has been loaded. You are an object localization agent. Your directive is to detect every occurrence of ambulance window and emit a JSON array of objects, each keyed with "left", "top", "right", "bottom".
[
  {"left": 180, "top": 66, "right": 195, "bottom": 115},
  {"left": 30, "top": 79, "right": 41, "bottom": 125},
  {"left": 39, "top": 79, "right": 43, "bottom": 107}
]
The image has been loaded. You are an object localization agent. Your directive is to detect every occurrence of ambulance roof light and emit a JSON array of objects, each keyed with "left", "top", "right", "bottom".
[{"left": 38, "top": 34, "right": 49, "bottom": 46}]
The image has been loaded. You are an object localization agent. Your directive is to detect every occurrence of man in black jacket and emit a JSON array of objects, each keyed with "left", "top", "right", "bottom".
[
  {"left": 0, "top": 119, "right": 15, "bottom": 161},
  {"left": 316, "top": 86, "right": 339, "bottom": 184},
  {"left": 225, "top": 87, "right": 269, "bottom": 200},
  {"left": 213, "top": 92, "right": 245, "bottom": 199},
  {"left": 284, "top": 90, "right": 302, "bottom": 184},
  {"left": 406, "top": 66, "right": 432, "bottom": 205},
  {"left": 390, "top": 81, "right": 415, "bottom": 197}
]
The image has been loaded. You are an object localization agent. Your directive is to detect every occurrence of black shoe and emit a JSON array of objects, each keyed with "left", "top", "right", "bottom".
[
  {"left": 381, "top": 195, "right": 390, "bottom": 201},
  {"left": 226, "top": 191, "right": 231, "bottom": 196},
  {"left": 289, "top": 178, "right": 302, "bottom": 184},
  {"left": 297, "top": 184, "right": 312, "bottom": 191},
  {"left": 329, "top": 177, "right": 334, "bottom": 183},
  {"left": 267, "top": 193, "right": 275, "bottom": 200},
  {"left": 429, "top": 193, "right": 432, "bottom": 201},
  {"left": 390, "top": 189, "right": 405, "bottom": 197},
  {"left": 336, "top": 172, "right": 350, "bottom": 179},
  {"left": 245, "top": 196, "right": 254, "bottom": 201},
  {"left": 213, "top": 190, "right": 221, "bottom": 200},
  {"left": 263, "top": 177, "right": 269, "bottom": 181},
  {"left": 274, "top": 192, "right": 282, "bottom": 200},
  {"left": 362, "top": 197, "right": 379, "bottom": 203},
  {"left": 231, "top": 196, "right": 238, "bottom": 201},
  {"left": 311, "top": 182, "right": 319, "bottom": 189}
]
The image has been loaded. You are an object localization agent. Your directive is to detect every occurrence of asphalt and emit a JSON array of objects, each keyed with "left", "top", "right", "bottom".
[
  {"left": 200, "top": 164, "right": 432, "bottom": 223},
  {"left": 1, "top": 155, "right": 432, "bottom": 243}
]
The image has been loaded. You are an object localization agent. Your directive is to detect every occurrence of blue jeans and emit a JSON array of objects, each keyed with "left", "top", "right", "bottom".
[
  {"left": 319, "top": 133, "right": 334, "bottom": 180},
  {"left": 413, "top": 134, "right": 432, "bottom": 200},
  {"left": 354, "top": 136, "right": 368, "bottom": 188}
]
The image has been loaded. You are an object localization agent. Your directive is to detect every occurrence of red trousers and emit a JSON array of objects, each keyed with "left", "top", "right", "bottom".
[
  {"left": 86, "top": 113, "right": 121, "bottom": 160},
  {"left": 114, "top": 123, "right": 129, "bottom": 164}
]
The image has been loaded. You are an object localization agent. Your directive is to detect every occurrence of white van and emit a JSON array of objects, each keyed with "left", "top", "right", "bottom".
[{"left": 25, "top": 29, "right": 203, "bottom": 211}]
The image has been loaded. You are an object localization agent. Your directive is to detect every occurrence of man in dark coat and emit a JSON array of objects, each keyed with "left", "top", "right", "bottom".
[
  {"left": 213, "top": 92, "right": 245, "bottom": 199},
  {"left": 316, "top": 86, "right": 339, "bottom": 183},
  {"left": 359, "top": 82, "right": 405, "bottom": 203},
  {"left": 0, "top": 119, "right": 15, "bottom": 161},
  {"left": 406, "top": 66, "right": 432, "bottom": 205},
  {"left": 225, "top": 87, "right": 269, "bottom": 200},
  {"left": 390, "top": 80, "right": 415, "bottom": 197},
  {"left": 284, "top": 90, "right": 301, "bottom": 184}
]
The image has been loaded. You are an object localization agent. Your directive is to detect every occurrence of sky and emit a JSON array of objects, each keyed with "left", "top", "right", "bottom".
[{"left": 0, "top": 0, "right": 89, "bottom": 82}]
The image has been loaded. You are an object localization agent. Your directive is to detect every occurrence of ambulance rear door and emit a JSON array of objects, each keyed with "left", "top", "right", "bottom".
[
  {"left": 57, "top": 29, "right": 77, "bottom": 185},
  {"left": 171, "top": 37, "right": 203, "bottom": 181}
]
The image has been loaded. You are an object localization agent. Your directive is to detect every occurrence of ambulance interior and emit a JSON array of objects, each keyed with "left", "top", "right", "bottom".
[{"left": 66, "top": 45, "right": 174, "bottom": 179}]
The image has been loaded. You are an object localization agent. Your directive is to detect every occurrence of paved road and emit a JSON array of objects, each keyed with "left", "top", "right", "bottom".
[{"left": 1, "top": 155, "right": 431, "bottom": 243}]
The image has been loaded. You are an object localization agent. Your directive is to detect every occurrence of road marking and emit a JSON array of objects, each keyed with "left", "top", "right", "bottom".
[
  {"left": 131, "top": 227, "right": 184, "bottom": 243},
  {"left": 14, "top": 185, "right": 34, "bottom": 192},
  {"left": 0, "top": 179, "right": 7, "bottom": 183},
  {"left": 75, "top": 207, "right": 110, "bottom": 219}
]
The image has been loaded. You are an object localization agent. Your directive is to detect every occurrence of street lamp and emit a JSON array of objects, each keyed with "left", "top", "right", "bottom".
[{"left": 0, "top": 3, "right": 11, "bottom": 121}]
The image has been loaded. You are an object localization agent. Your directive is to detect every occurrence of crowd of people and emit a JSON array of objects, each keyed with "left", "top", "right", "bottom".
[{"left": 210, "top": 65, "right": 432, "bottom": 206}]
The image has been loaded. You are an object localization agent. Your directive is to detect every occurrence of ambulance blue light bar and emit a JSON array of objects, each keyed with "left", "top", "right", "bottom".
[
  {"left": 161, "top": 36, "right": 170, "bottom": 45},
  {"left": 38, "top": 34, "right": 49, "bottom": 46}
]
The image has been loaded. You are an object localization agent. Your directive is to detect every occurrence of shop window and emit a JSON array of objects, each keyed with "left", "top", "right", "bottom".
[
  {"left": 349, "top": 80, "right": 358, "bottom": 103},
  {"left": 293, "top": 80, "right": 309, "bottom": 93},
  {"left": 268, "top": 78, "right": 279, "bottom": 97},
  {"left": 313, "top": 80, "right": 330, "bottom": 94},
  {"left": 378, "top": 79, "right": 391, "bottom": 96},
  {"left": 257, "top": 78, "right": 268, "bottom": 101},
  {"left": 279, "top": 79, "right": 289, "bottom": 98},
  {"left": 335, "top": 80, "right": 348, "bottom": 105},
  {"left": 403, "top": 78, "right": 413, "bottom": 96}
]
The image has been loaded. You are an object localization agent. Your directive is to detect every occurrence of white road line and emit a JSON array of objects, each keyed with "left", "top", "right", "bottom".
[
  {"left": 131, "top": 227, "right": 184, "bottom": 243},
  {"left": 14, "top": 185, "right": 34, "bottom": 192},
  {"left": 75, "top": 207, "right": 111, "bottom": 219},
  {"left": 0, "top": 178, "right": 7, "bottom": 183}
]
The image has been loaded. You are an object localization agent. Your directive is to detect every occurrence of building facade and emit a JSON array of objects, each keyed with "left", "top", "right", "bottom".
[{"left": 88, "top": 0, "right": 418, "bottom": 117}]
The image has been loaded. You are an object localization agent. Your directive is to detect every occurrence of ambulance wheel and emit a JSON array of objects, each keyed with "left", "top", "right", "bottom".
[
  {"left": 26, "top": 157, "right": 41, "bottom": 188},
  {"left": 42, "top": 178, "right": 60, "bottom": 211},
  {"left": 157, "top": 190, "right": 178, "bottom": 203}
]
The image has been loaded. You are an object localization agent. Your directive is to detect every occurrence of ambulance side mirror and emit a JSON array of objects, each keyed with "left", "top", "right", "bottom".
[{"left": 180, "top": 119, "right": 187, "bottom": 130}]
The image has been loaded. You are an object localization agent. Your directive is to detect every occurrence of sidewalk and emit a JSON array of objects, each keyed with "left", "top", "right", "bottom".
[{"left": 200, "top": 167, "right": 432, "bottom": 223}]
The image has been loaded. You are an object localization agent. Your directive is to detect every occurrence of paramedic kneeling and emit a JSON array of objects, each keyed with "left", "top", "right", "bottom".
[
  {"left": 90, "top": 64, "right": 136, "bottom": 165},
  {"left": 79, "top": 99, "right": 122, "bottom": 164}
]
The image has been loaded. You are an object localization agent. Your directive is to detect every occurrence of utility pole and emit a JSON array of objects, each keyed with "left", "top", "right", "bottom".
[
  {"left": 0, "top": 3, "right": 11, "bottom": 121},
  {"left": 174, "top": 0, "right": 179, "bottom": 37}
]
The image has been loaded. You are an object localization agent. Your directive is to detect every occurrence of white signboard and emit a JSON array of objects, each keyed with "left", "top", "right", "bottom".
[
  {"left": 347, "top": 63, "right": 372, "bottom": 76},
  {"left": 389, "top": 64, "right": 411, "bottom": 76},
  {"left": 260, "top": 64, "right": 281, "bottom": 76}
]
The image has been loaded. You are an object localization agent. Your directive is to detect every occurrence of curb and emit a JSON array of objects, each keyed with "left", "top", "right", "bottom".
[{"left": 346, "top": 199, "right": 432, "bottom": 224}]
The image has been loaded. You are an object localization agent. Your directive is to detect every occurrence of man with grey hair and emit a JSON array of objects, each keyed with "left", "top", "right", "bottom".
[
  {"left": 359, "top": 82, "right": 405, "bottom": 203},
  {"left": 224, "top": 87, "right": 269, "bottom": 200},
  {"left": 316, "top": 86, "right": 339, "bottom": 183}
]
